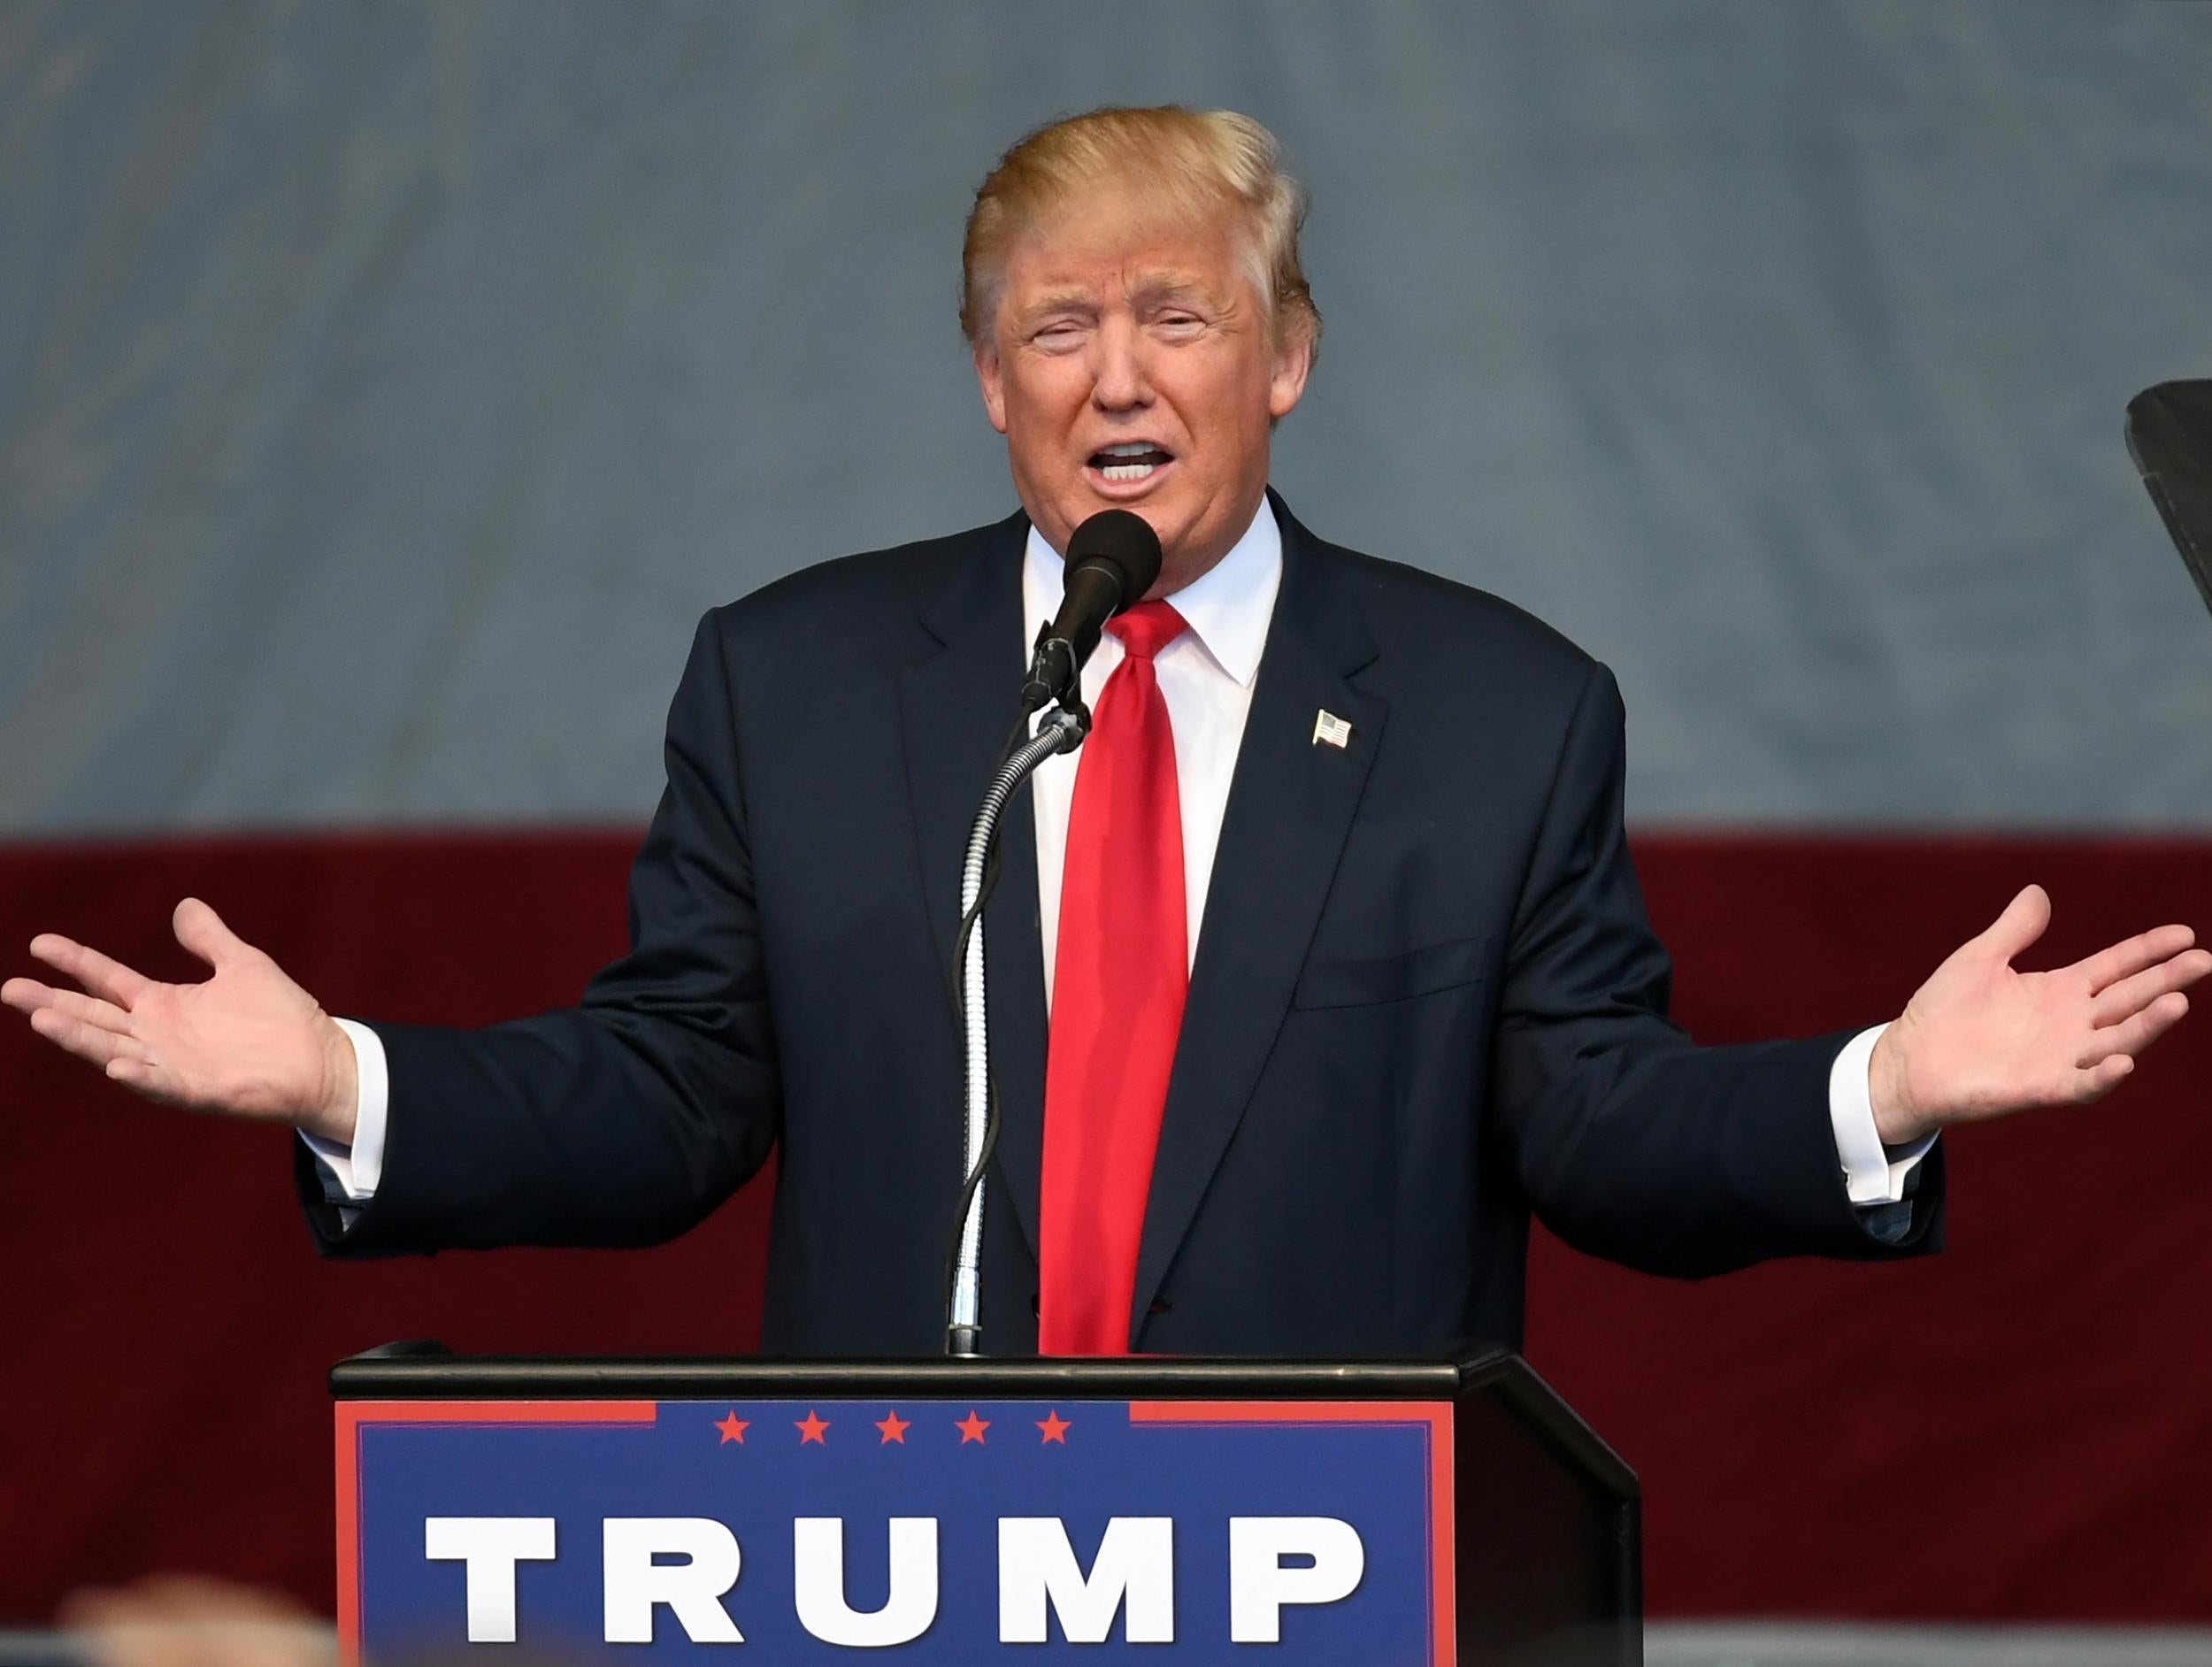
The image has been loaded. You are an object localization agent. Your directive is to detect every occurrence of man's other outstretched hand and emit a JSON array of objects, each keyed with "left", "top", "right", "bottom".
[
  {"left": 1870, "top": 884, "right": 2211, "bottom": 1147},
  {"left": 1, "top": 897, "right": 358, "bottom": 1145}
]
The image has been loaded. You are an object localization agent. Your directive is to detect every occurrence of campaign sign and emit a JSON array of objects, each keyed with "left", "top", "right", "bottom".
[{"left": 337, "top": 1396, "right": 1454, "bottom": 1662}]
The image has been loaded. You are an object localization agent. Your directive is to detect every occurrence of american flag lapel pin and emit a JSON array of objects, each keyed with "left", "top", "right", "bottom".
[{"left": 1312, "top": 709, "right": 1353, "bottom": 749}]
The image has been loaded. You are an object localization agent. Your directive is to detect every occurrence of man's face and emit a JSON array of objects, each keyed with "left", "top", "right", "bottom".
[{"left": 974, "top": 196, "right": 1311, "bottom": 595}]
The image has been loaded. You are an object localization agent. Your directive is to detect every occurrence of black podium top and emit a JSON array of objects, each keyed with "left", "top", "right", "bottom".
[{"left": 330, "top": 1344, "right": 1632, "bottom": 1497}]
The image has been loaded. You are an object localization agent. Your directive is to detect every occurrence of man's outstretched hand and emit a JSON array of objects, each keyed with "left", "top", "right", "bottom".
[
  {"left": 1870, "top": 884, "right": 2211, "bottom": 1147},
  {"left": 1, "top": 897, "right": 357, "bottom": 1145}
]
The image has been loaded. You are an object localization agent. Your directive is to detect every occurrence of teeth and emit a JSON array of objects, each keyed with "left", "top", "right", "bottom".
[
  {"left": 1099, "top": 461, "right": 1157, "bottom": 481},
  {"left": 1099, "top": 442, "right": 1158, "bottom": 457}
]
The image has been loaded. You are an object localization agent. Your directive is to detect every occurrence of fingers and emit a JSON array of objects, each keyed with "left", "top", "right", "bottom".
[
  {"left": 2074, "top": 1053, "right": 2135, "bottom": 1101},
  {"left": 4, "top": 979, "right": 134, "bottom": 1036},
  {"left": 2078, "top": 990, "right": 2190, "bottom": 1071},
  {"left": 27, "top": 933, "right": 152, "bottom": 1009},
  {"left": 2091, "top": 947, "right": 2212, "bottom": 1027},
  {"left": 1978, "top": 883, "right": 2052, "bottom": 964},
  {"left": 10, "top": 969, "right": 176, "bottom": 1101},
  {"left": 2076, "top": 924, "right": 2200, "bottom": 995},
  {"left": 27, "top": 1004, "right": 154, "bottom": 1070},
  {"left": 173, "top": 896, "right": 251, "bottom": 972},
  {"left": 2, "top": 975, "right": 50, "bottom": 1012}
]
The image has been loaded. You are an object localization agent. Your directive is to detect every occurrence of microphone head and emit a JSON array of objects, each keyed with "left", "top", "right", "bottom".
[{"left": 1065, "top": 509, "right": 1164, "bottom": 611}]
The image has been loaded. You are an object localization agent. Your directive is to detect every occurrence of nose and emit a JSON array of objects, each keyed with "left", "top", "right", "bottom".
[{"left": 1088, "top": 314, "right": 1152, "bottom": 413}]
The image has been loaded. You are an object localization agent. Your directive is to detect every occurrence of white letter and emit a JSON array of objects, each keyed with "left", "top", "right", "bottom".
[
  {"left": 998, "top": 1517, "right": 1174, "bottom": 1644},
  {"left": 1229, "top": 1517, "right": 1364, "bottom": 1644},
  {"left": 424, "top": 1517, "right": 555, "bottom": 1644},
  {"left": 603, "top": 1517, "right": 743, "bottom": 1644},
  {"left": 792, "top": 1512, "right": 938, "bottom": 1645},
  {"left": 793, "top": 1518, "right": 939, "bottom": 1648}
]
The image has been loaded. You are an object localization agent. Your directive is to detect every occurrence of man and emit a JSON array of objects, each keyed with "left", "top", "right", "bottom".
[{"left": 6, "top": 107, "right": 2205, "bottom": 1358}]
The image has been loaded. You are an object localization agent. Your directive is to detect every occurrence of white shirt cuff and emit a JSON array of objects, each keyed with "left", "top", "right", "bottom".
[
  {"left": 1827, "top": 1021, "right": 1935, "bottom": 1206},
  {"left": 298, "top": 1018, "right": 389, "bottom": 1201}
]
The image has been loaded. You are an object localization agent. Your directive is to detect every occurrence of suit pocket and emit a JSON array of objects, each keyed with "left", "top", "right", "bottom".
[{"left": 1292, "top": 933, "right": 1488, "bottom": 1010}]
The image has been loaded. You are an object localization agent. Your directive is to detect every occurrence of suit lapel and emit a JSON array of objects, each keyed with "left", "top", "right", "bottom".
[
  {"left": 895, "top": 511, "right": 1048, "bottom": 1264},
  {"left": 1128, "top": 497, "right": 1387, "bottom": 1343}
]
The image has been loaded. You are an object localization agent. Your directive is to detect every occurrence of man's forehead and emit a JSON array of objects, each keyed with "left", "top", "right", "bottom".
[
  {"left": 1015, "top": 264, "right": 1222, "bottom": 307},
  {"left": 1002, "top": 207, "right": 1243, "bottom": 304}
]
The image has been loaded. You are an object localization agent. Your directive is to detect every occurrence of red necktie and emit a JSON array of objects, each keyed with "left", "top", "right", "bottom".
[{"left": 1038, "top": 600, "right": 1189, "bottom": 1356}]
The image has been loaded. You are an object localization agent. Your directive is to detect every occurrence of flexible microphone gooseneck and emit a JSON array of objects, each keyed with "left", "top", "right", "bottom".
[{"left": 1021, "top": 509, "right": 1165, "bottom": 711}]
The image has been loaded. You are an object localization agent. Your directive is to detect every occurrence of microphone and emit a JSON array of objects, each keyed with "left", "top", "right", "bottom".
[
  {"left": 1022, "top": 510, "right": 1164, "bottom": 711},
  {"left": 944, "top": 509, "right": 1157, "bottom": 1353}
]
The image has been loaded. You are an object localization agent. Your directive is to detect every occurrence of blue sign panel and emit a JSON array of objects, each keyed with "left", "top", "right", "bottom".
[{"left": 337, "top": 1396, "right": 1453, "bottom": 1662}]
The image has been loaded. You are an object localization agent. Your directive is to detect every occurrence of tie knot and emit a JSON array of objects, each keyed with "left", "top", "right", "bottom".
[{"left": 1107, "top": 601, "right": 1187, "bottom": 661}]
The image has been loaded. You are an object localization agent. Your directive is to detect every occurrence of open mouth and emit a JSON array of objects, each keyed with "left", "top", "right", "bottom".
[{"left": 1086, "top": 441, "right": 1176, "bottom": 483}]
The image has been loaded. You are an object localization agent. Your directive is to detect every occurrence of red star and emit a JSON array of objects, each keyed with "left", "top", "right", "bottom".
[
  {"left": 875, "top": 1410, "right": 910, "bottom": 1445},
  {"left": 795, "top": 1410, "right": 830, "bottom": 1445},
  {"left": 1037, "top": 1410, "right": 1071, "bottom": 1444},
  {"left": 956, "top": 1410, "right": 990, "bottom": 1445},
  {"left": 714, "top": 1411, "right": 749, "bottom": 1445}
]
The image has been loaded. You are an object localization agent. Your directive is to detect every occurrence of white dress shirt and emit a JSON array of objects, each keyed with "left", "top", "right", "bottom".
[
  {"left": 1025, "top": 497, "right": 1280, "bottom": 1003},
  {"left": 311, "top": 496, "right": 1931, "bottom": 1210}
]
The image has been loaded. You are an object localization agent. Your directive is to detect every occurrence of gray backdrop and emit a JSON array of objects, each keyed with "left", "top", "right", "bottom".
[{"left": 4, "top": 0, "right": 2208, "bottom": 834}]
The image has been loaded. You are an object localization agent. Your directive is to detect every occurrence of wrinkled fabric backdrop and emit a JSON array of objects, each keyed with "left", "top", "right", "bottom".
[{"left": 3, "top": 0, "right": 2209, "bottom": 1630}]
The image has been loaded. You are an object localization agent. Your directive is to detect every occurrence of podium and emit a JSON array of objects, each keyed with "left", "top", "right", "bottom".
[{"left": 333, "top": 1348, "right": 1638, "bottom": 1664}]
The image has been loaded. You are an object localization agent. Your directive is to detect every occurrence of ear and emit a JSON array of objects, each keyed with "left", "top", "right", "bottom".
[
  {"left": 973, "top": 337, "right": 1010, "bottom": 435},
  {"left": 1266, "top": 329, "right": 1313, "bottom": 422}
]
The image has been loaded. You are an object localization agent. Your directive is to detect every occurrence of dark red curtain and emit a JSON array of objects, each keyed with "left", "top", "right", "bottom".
[{"left": 3, "top": 832, "right": 2206, "bottom": 1622}]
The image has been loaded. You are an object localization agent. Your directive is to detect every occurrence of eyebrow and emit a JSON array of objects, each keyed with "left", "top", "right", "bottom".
[
  {"left": 1124, "top": 272, "right": 1216, "bottom": 310},
  {"left": 1019, "top": 288, "right": 1102, "bottom": 322}
]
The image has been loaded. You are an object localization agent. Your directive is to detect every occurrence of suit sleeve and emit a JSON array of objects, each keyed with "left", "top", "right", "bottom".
[
  {"left": 295, "top": 609, "right": 782, "bottom": 1253},
  {"left": 1486, "top": 662, "right": 1943, "bottom": 1276}
]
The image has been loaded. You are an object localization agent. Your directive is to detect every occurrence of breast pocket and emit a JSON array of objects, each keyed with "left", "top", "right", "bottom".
[{"left": 1291, "top": 933, "right": 1488, "bottom": 1010}]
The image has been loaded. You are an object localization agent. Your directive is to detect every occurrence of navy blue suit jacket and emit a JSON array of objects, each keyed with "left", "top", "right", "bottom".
[{"left": 301, "top": 493, "right": 1941, "bottom": 1355}]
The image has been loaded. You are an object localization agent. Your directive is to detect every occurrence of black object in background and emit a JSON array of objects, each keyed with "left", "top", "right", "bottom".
[{"left": 2125, "top": 380, "right": 2212, "bottom": 620}]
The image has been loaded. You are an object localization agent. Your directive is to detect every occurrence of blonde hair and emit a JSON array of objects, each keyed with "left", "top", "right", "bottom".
[{"left": 960, "top": 106, "right": 1322, "bottom": 363}]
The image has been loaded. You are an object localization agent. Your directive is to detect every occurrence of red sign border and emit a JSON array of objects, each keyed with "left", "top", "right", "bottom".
[
  {"left": 336, "top": 1396, "right": 1454, "bottom": 1665},
  {"left": 335, "top": 1400, "right": 657, "bottom": 1667}
]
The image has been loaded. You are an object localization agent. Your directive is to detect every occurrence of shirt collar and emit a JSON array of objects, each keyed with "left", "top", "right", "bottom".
[{"left": 1020, "top": 495, "right": 1281, "bottom": 688}]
